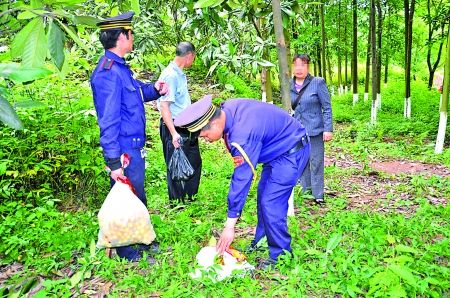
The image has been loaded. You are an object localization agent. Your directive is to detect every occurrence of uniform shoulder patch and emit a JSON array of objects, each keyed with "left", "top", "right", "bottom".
[{"left": 101, "top": 58, "right": 115, "bottom": 70}]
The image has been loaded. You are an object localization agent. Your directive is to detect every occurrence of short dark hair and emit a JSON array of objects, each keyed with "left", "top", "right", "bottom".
[
  {"left": 293, "top": 54, "right": 310, "bottom": 64},
  {"left": 201, "top": 107, "right": 221, "bottom": 131},
  {"left": 176, "top": 41, "right": 195, "bottom": 57},
  {"left": 99, "top": 29, "right": 131, "bottom": 50}
]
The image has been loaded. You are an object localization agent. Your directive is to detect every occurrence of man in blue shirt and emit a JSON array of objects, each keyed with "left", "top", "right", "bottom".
[
  {"left": 158, "top": 42, "right": 201, "bottom": 205},
  {"left": 90, "top": 11, "right": 168, "bottom": 262},
  {"left": 174, "top": 96, "right": 310, "bottom": 269}
]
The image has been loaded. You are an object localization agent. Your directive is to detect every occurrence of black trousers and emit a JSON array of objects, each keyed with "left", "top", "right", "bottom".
[{"left": 159, "top": 118, "right": 202, "bottom": 203}]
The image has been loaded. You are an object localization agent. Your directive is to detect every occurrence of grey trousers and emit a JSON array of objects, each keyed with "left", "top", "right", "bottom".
[{"left": 299, "top": 133, "right": 324, "bottom": 199}]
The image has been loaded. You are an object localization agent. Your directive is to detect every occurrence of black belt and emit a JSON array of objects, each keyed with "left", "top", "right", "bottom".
[{"left": 287, "top": 135, "right": 309, "bottom": 155}]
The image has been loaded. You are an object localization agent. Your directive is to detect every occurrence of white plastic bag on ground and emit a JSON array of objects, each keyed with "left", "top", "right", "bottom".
[
  {"left": 96, "top": 179, "right": 156, "bottom": 248},
  {"left": 190, "top": 246, "right": 254, "bottom": 282}
]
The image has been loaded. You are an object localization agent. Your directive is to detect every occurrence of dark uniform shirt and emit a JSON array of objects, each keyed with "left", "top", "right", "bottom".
[
  {"left": 90, "top": 50, "right": 161, "bottom": 159},
  {"left": 222, "top": 99, "right": 308, "bottom": 218}
]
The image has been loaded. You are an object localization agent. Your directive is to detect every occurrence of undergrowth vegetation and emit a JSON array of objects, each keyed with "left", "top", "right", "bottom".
[{"left": 0, "top": 64, "right": 449, "bottom": 297}]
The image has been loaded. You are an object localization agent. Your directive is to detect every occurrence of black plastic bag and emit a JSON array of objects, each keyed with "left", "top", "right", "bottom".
[{"left": 169, "top": 147, "right": 194, "bottom": 181}]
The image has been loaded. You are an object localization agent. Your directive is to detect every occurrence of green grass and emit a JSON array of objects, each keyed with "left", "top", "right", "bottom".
[{"left": 1, "top": 70, "right": 449, "bottom": 297}]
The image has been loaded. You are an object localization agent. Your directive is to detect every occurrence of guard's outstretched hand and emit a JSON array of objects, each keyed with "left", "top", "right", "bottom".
[
  {"left": 155, "top": 80, "right": 169, "bottom": 95},
  {"left": 217, "top": 226, "right": 235, "bottom": 255}
]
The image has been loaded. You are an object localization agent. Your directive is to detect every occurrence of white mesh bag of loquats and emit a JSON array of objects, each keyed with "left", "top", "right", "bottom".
[{"left": 96, "top": 177, "right": 156, "bottom": 248}]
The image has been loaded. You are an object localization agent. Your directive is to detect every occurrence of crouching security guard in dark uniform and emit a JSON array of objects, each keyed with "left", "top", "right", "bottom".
[
  {"left": 174, "top": 95, "right": 311, "bottom": 270},
  {"left": 90, "top": 11, "right": 168, "bottom": 262}
]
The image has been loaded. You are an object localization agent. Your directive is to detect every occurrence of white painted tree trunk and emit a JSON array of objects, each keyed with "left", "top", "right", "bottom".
[
  {"left": 371, "top": 100, "right": 377, "bottom": 124},
  {"left": 364, "top": 93, "right": 369, "bottom": 101},
  {"left": 287, "top": 189, "right": 295, "bottom": 216},
  {"left": 339, "top": 85, "right": 344, "bottom": 95},
  {"left": 404, "top": 97, "right": 411, "bottom": 118},
  {"left": 377, "top": 93, "right": 381, "bottom": 109},
  {"left": 262, "top": 91, "right": 267, "bottom": 102},
  {"left": 435, "top": 111, "right": 448, "bottom": 154},
  {"left": 352, "top": 93, "right": 358, "bottom": 106},
  {"left": 344, "top": 85, "right": 348, "bottom": 93}
]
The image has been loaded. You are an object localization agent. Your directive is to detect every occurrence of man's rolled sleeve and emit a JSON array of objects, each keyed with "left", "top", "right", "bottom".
[
  {"left": 138, "top": 80, "right": 161, "bottom": 102},
  {"left": 158, "top": 73, "right": 177, "bottom": 103}
]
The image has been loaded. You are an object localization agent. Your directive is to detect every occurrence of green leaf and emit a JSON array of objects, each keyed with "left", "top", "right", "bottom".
[
  {"left": 90, "top": 239, "right": 96, "bottom": 257},
  {"left": 194, "top": 0, "right": 224, "bottom": 9},
  {"left": 31, "top": 0, "right": 43, "bottom": 9},
  {"left": 21, "top": 17, "right": 47, "bottom": 67},
  {"left": 0, "top": 63, "right": 52, "bottom": 83},
  {"left": 228, "top": 42, "right": 236, "bottom": 55},
  {"left": 395, "top": 244, "right": 418, "bottom": 254},
  {"left": 0, "top": 162, "right": 7, "bottom": 175},
  {"left": 48, "top": 22, "right": 65, "bottom": 70},
  {"left": 131, "top": 0, "right": 141, "bottom": 16},
  {"left": 304, "top": 248, "right": 322, "bottom": 255},
  {"left": 70, "top": 271, "right": 83, "bottom": 288},
  {"left": 387, "top": 234, "right": 396, "bottom": 244},
  {"left": 389, "top": 264, "right": 417, "bottom": 287},
  {"left": 44, "top": 0, "right": 85, "bottom": 5},
  {"left": 73, "top": 16, "right": 100, "bottom": 26},
  {"left": 11, "top": 18, "right": 39, "bottom": 59},
  {"left": 14, "top": 100, "right": 45, "bottom": 109},
  {"left": 17, "top": 10, "right": 46, "bottom": 20},
  {"left": 56, "top": 20, "right": 91, "bottom": 54},
  {"left": 387, "top": 284, "right": 408, "bottom": 297},
  {"left": 256, "top": 60, "right": 276, "bottom": 67},
  {"left": 224, "top": 84, "right": 235, "bottom": 91},
  {"left": 326, "top": 233, "right": 342, "bottom": 252},
  {"left": 0, "top": 95, "right": 23, "bottom": 130}
]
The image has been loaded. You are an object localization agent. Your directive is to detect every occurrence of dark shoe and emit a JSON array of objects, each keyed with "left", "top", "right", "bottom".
[
  {"left": 245, "top": 244, "right": 266, "bottom": 254},
  {"left": 256, "top": 258, "right": 277, "bottom": 270},
  {"left": 138, "top": 240, "right": 160, "bottom": 254},
  {"left": 149, "top": 241, "right": 160, "bottom": 254},
  {"left": 314, "top": 198, "right": 325, "bottom": 204}
]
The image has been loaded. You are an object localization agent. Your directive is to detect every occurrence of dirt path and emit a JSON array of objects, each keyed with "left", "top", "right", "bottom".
[{"left": 323, "top": 149, "right": 449, "bottom": 214}]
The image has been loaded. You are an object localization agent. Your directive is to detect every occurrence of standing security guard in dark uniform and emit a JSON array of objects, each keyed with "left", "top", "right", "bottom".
[
  {"left": 90, "top": 11, "right": 168, "bottom": 262},
  {"left": 174, "top": 96, "right": 310, "bottom": 269}
]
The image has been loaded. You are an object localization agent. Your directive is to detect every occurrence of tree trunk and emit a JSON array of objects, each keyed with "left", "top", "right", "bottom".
[
  {"left": 352, "top": 0, "right": 358, "bottom": 105},
  {"left": 370, "top": 0, "right": 378, "bottom": 124},
  {"left": 435, "top": 26, "right": 449, "bottom": 153},
  {"left": 327, "top": 48, "right": 333, "bottom": 84},
  {"left": 426, "top": 0, "right": 445, "bottom": 89},
  {"left": 384, "top": 5, "right": 392, "bottom": 85},
  {"left": 338, "top": 0, "right": 343, "bottom": 95},
  {"left": 254, "top": 18, "right": 273, "bottom": 103},
  {"left": 272, "top": 0, "right": 291, "bottom": 111},
  {"left": 344, "top": 13, "right": 348, "bottom": 93},
  {"left": 317, "top": 45, "right": 322, "bottom": 77},
  {"left": 285, "top": 27, "right": 292, "bottom": 76},
  {"left": 261, "top": 48, "right": 273, "bottom": 103},
  {"left": 384, "top": 55, "right": 389, "bottom": 85},
  {"left": 376, "top": 0, "right": 383, "bottom": 109},
  {"left": 320, "top": 2, "right": 327, "bottom": 82},
  {"left": 404, "top": 0, "right": 415, "bottom": 118},
  {"left": 315, "top": 6, "right": 322, "bottom": 77},
  {"left": 364, "top": 29, "right": 371, "bottom": 102}
]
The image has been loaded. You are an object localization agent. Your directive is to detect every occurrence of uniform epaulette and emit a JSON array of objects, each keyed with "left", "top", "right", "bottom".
[{"left": 101, "top": 58, "right": 114, "bottom": 70}]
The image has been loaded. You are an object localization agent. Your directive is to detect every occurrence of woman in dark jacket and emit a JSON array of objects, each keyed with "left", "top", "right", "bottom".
[{"left": 290, "top": 54, "right": 333, "bottom": 204}]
